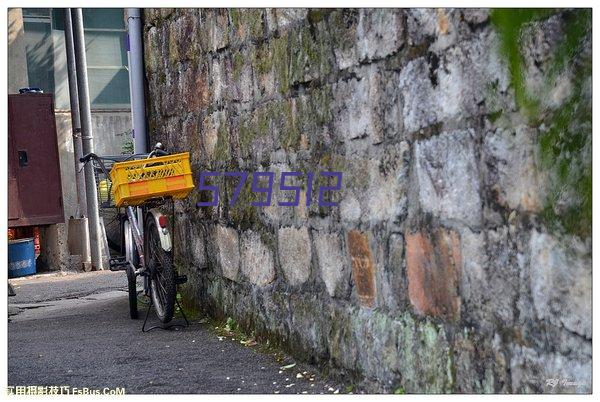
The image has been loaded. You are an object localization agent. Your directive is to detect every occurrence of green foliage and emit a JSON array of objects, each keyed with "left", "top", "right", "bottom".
[
  {"left": 490, "top": 9, "right": 554, "bottom": 118},
  {"left": 491, "top": 9, "right": 592, "bottom": 237},
  {"left": 175, "top": 292, "right": 202, "bottom": 320},
  {"left": 550, "top": 10, "right": 592, "bottom": 77},
  {"left": 394, "top": 386, "right": 405, "bottom": 394},
  {"left": 539, "top": 57, "right": 592, "bottom": 237},
  {"left": 225, "top": 316, "right": 237, "bottom": 332},
  {"left": 121, "top": 136, "right": 134, "bottom": 155}
]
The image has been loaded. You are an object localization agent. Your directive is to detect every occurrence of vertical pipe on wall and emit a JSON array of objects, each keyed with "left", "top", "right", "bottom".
[
  {"left": 64, "top": 8, "right": 91, "bottom": 269},
  {"left": 64, "top": 9, "right": 88, "bottom": 218},
  {"left": 71, "top": 8, "right": 104, "bottom": 270},
  {"left": 126, "top": 8, "right": 148, "bottom": 154},
  {"left": 127, "top": 8, "right": 148, "bottom": 236}
]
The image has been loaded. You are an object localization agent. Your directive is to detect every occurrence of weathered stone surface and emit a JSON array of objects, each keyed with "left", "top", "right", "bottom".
[
  {"left": 340, "top": 143, "right": 408, "bottom": 227},
  {"left": 274, "top": 8, "right": 307, "bottom": 30},
  {"left": 461, "top": 9, "right": 489, "bottom": 25},
  {"left": 399, "top": 30, "right": 508, "bottom": 133},
  {"left": 521, "top": 14, "right": 565, "bottom": 102},
  {"left": 240, "top": 231, "right": 275, "bottom": 287},
  {"left": 340, "top": 195, "right": 361, "bottom": 224},
  {"left": 398, "top": 58, "right": 437, "bottom": 133},
  {"left": 395, "top": 315, "right": 454, "bottom": 393},
  {"left": 332, "top": 74, "right": 373, "bottom": 141},
  {"left": 415, "top": 129, "right": 482, "bottom": 228},
  {"left": 484, "top": 125, "right": 543, "bottom": 212},
  {"left": 406, "top": 228, "right": 461, "bottom": 321},
  {"left": 436, "top": 30, "right": 508, "bottom": 119},
  {"left": 181, "top": 64, "right": 210, "bottom": 113},
  {"left": 458, "top": 229, "right": 486, "bottom": 318},
  {"left": 405, "top": 9, "right": 438, "bottom": 47},
  {"left": 486, "top": 228, "right": 521, "bottom": 326},
  {"left": 289, "top": 23, "right": 333, "bottom": 84},
  {"left": 365, "top": 143, "right": 409, "bottom": 223},
  {"left": 453, "top": 330, "right": 495, "bottom": 393},
  {"left": 230, "top": 46, "right": 254, "bottom": 103},
  {"left": 144, "top": 26, "right": 160, "bottom": 74},
  {"left": 144, "top": 8, "right": 591, "bottom": 393},
  {"left": 173, "top": 12, "right": 200, "bottom": 62},
  {"left": 377, "top": 233, "right": 405, "bottom": 312},
  {"left": 356, "top": 9, "right": 404, "bottom": 62},
  {"left": 333, "top": 66, "right": 402, "bottom": 145},
  {"left": 314, "top": 231, "right": 346, "bottom": 297},
  {"left": 510, "top": 345, "right": 591, "bottom": 393},
  {"left": 199, "top": 111, "right": 218, "bottom": 162},
  {"left": 229, "top": 9, "right": 263, "bottom": 45},
  {"left": 530, "top": 231, "right": 591, "bottom": 339},
  {"left": 188, "top": 220, "right": 207, "bottom": 270},
  {"left": 212, "top": 225, "right": 240, "bottom": 282},
  {"left": 328, "top": 9, "right": 360, "bottom": 70},
  {"left": 202, "top": 9, "right": 229, "bottom": 51},
  {"left": 347, "top": 230, "right": 377, "bottom": 308},
  {"left": 278, "top": 226, "right": 312, "bottom": 286},
  {"left": 176, "top": 215, "right": 207, "bottom": 272}
]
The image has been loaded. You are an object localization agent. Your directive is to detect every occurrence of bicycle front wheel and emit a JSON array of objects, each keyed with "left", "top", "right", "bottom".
[
  {"left": 144, "top": 215, "right": 176, "bottom": 323},
  {"left": 123, "top": 219, "right": 139, "bottom": 319}
]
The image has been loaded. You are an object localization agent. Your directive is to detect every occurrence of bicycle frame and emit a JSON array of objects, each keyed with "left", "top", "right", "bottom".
[
  {"left": 125, "top": 205, "right": 145, "bottom": 272},
  {"left": 79, "top": 146, "right": 188, "bottom": 327},
  {"left": 80, "top": 151, "right": 172, "bottom": 274}
]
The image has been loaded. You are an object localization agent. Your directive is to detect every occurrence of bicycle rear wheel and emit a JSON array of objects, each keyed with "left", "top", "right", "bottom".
[{"left": 144, "top": 216, "right": 176, "bottom": 323}]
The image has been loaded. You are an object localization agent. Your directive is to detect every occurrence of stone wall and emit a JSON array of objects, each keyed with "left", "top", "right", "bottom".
[{"left": 142, "top": 9, "right": 591, "bottom": 393}]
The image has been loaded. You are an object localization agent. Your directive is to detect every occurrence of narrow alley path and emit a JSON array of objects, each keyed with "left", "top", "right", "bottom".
[{"left": 8, "top": 271, "right": 347, "bottom": 394}]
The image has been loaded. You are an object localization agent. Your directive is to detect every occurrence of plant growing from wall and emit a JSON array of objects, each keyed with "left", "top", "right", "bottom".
[
  {"left": 121, "top": 134, "right": 134, "bottom": 155},
  {"left": 491, "top": 8, "right": 591, "bottom": 237}
]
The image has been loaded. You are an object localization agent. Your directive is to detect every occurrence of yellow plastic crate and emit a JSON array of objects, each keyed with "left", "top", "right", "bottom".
[{"left": 110, "top": 152, "right": 195, "bottom": 207}]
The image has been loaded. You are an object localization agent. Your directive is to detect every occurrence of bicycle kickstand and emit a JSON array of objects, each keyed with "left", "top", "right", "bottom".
[{"left": 141, "top": 297, "right": 190, "bottom": 333}]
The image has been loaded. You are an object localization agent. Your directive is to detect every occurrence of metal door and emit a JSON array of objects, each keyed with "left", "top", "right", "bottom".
[{"left": 8, "top": 93, "right": 64, "bottom": 227}]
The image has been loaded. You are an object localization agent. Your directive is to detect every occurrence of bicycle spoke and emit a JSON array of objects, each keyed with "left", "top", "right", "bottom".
[{"left": 145, "top": 218, "right": 175, "bottom": 323}]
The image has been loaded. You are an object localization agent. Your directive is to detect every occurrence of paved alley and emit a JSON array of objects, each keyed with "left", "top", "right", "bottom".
[{"left": 8, "top": 271, "right": 347, "bottom": 394}]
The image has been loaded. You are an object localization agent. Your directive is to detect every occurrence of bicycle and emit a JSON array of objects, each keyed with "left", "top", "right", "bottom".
[{"left": 79, "top": 143, "right": 194, "bottom": 328}]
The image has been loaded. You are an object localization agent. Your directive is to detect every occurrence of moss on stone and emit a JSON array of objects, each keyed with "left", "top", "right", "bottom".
[
  {"left": 539, "top": 56, "right": 591, "bottom": 237},
  {"left": 232, "top": 51, "right": 246, "bottom": 81},
  {"left": 289, "top": 25, "right": 332, "bottom": 84},
  {"left": 238, "top": 105, "right": 272, "bottom": 157},
  {"left": 230, "top": 9, "right": 263, "bottom": 43},
  {"left": 245, "top": 9, "right": 264, "bottom": 39},
  {"left": 328, "top": 10, "right": 359, "bottom": 56},
  {"left": 167, "top": 24, "right": 180, "bottom": 65},
  {"left": 271, "top": 33, "right": 290, "bottom": 94},
  {"left": 229, "top": 9, "right": 241, "bottom": 42},
  {"left": 280, "top": 99, "right": 300, "bottom": 151},
  {"left": 254, "top": 43, "right": 273, "bottom": 75},
  {"left": 238, "top": 118, "right": 256, "bottom": 156},
  {"left": 309, "top": 85, "right": 333, "bottom": 127},
  {"left": 229, "top": 179, "right": 259, "bottom": 229},
  {"left": 490, "top": 9, "right": 554, "bottom": 118},
  {"left": 214, "top": 114, "right": 231, "bottom": 164},
  {"left": 491, "top": 9, "right": 592, "bottom": 237},
  {"left": 307, "top": 9, "right": 330, "bottom": 25}
]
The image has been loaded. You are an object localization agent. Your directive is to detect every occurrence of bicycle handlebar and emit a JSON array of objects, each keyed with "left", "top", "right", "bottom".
[
  {"left": 79, "top": 146, "right": 169, "bottom": 165},
  {"left": 79, "top": 153, "right": 97, "bottom": 163}
]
